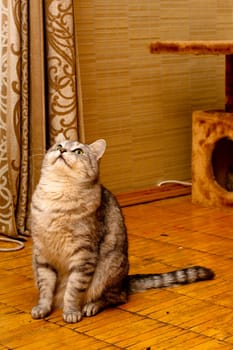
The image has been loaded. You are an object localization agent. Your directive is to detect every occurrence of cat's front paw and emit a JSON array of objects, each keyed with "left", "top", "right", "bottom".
[
  {"left": 63, "top": 310, "right": 82, "bottom": 323},
  {"left": 31, "top": 305, "right": 51, "bottom": 319},
  {"left": 82, "top": 302, "right": 102, "bottom": 317}
]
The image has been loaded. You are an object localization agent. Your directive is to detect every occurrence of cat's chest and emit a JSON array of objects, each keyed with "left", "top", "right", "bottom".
[
  {"left": 32, "top": 205, "right": 97, "bottom": 268},
  {"left": 32, "top": 194, "right": 84, "bottom": 233},
  {"left": 36, "top": 229, "right": 77, "bottom": 271},
  {"left": 31, "top": 190, "right": 100, "bottom": 267}
]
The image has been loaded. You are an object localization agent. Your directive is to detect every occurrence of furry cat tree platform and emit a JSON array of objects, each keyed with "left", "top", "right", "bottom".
[
  {"left": 150, "top": 40, "right": 233, "bottom": 207},
  {"left": 150, "top": 41, "right": 233, "bottom": 56},
  {"left": 192, "top": 110, "right": 233, "bottom": 207}
]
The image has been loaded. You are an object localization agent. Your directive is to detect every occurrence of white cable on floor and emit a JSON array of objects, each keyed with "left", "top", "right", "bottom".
[
  {"left": 0, "top": 237, "right": 25, "bottom": 252},
  {"left": 157, "top": 180, "right": 192, "bottom": 187}
]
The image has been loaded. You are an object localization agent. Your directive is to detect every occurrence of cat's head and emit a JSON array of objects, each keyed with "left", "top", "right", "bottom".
[{"left": 41, "top": 134, "right": 106, "bottom": 184}]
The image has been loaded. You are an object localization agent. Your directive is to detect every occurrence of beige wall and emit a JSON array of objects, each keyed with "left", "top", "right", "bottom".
[{"left": 74, "top": 0, "right": 233, "bottom": 193}]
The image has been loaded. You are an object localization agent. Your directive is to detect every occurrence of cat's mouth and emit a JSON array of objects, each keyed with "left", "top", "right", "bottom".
[{"left": 55, "top": 154, "right": 72, "bottom": 169}]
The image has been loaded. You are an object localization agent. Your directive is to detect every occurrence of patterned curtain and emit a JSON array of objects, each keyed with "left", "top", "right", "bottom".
[
  {"left": 0, "top": 0, "right": 83, "bottom": 239},
  {"left": 44, "top": 0, "right": 81, "bottom": 144}
]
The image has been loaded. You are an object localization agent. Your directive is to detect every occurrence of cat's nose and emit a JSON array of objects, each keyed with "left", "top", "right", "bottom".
[{"left": 60, "top": 147, "right": 67, "bottom": 153}]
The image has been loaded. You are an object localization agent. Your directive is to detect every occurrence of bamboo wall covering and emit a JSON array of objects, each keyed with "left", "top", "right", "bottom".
[{"left": 74, "top": 1, "right": 233, "bottom": 193}]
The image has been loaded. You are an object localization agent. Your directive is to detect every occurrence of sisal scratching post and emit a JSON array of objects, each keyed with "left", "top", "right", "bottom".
[{"left": 192, "top": 110, "right": 233, "bottom": 207}]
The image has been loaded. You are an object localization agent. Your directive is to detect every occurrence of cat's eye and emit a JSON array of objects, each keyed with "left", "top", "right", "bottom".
[
  {"left": 73, "top": 148, "right": 84, "bottom": 155},
  {"left": 56, "top": 144, "right": 63, "bottom": 151}
]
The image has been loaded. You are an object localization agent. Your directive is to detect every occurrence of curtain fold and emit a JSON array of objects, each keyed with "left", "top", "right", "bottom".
[
  {"left": 0, "top": 0, "right": 83, "bottom": 238},
  {"left": 44, "top": 0, "right": 79, "bottom": 144}
]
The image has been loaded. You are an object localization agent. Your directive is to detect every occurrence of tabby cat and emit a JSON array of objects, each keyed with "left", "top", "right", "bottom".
[{"left": 31, "top": 135, "right": 214, "bottom": 323}]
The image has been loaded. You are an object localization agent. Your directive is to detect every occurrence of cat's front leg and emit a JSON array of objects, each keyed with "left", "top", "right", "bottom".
[
  {"left": 63, "top": 261, "right": 96, "bottom": 323},
  {"left": 31, "top": 258, "right": 57, "bottom": 319}
]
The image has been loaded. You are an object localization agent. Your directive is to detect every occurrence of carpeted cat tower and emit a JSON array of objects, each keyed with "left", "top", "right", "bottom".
[{"left": 150, "top": 41, "right": 233, "bottom": 207}]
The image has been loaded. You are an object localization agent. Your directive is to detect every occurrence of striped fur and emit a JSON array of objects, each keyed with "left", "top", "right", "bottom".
[
  {"left": 31, "top": 137, "right": 214, "bottom": 324},
  {"left": 128, "top": 266, "right": 214, "bottom": 293}
]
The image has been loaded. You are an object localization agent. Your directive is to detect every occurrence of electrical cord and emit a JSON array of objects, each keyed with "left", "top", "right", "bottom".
[
  {"left": 157, "top": 180, "right": 192, "bottom": 187},
  {"left": 0, "top": 237, "right": 25, "bottom": 252}
]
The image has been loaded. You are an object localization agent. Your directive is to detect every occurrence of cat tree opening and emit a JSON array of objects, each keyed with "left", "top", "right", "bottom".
[{"left": 212, "top": 137, "right": 233, "bottom": 192}]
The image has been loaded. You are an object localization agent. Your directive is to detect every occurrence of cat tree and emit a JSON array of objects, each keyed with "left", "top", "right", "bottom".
[{"left": 150, "top": 41, "right": 233, "bottom": 207}]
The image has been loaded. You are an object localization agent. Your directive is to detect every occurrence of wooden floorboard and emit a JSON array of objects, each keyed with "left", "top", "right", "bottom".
[{"left": 1, "top": 195, "right": 233, "bottom": 349}]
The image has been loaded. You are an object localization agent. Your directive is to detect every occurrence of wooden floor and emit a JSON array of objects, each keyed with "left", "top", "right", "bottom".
[{"left": 1, "top": 195, "right": 233, "bottom": 349}]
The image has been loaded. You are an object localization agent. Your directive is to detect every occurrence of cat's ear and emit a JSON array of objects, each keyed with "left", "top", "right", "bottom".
[
  {"left": 89, "top": 139, "right": 106, "bottom": 160},
  {"left": 55, "top": 133, "right": 66, "bottom": 144}
]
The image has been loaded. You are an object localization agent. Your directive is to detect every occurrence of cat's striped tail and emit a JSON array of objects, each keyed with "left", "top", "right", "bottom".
[{"left": 128, "top": 266, "right": 214, "bottom": 293}]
